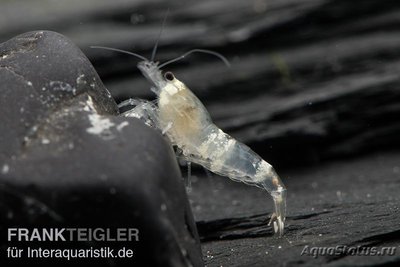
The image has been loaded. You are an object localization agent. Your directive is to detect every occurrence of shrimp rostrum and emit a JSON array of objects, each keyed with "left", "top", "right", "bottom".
[{"left": 91, "top": 46, "right": 287, "bottom": 236}]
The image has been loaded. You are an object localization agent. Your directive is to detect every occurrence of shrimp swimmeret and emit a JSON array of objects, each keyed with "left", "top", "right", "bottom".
[{"left": 91, "top": 46, "right": 287, "bottom": 236}]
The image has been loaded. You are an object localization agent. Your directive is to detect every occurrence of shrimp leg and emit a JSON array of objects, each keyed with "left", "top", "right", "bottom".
[
  {"left": 120, "top": 98, "right": 159, "bottom": 129},
  {"left": 179, "top": 124, "right": 286, "bottom": 236}
]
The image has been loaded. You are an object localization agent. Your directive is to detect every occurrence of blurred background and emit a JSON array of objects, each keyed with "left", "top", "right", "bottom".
[
  {"left": 1, "top": 0, "right": 399, "bottom": 168},
  {"left": 1, "top": 1, "right": 399, "bottom": 266}
]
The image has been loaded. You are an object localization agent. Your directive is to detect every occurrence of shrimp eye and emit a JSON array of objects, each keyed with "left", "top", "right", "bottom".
[{"left": 164, "top": 71, "right": 175, "bottom": 81}]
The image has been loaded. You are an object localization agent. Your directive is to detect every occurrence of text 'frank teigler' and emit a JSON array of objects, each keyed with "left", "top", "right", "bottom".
[{"left": 8, "top": 228, "right": 139, "bottom": 242}]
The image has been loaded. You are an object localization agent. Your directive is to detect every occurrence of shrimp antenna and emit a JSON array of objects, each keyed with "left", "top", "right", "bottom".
[
  {"left": 151, "top": 9, "right": 170, "bottom": 62},
  {"left": 158, "top": 49, "right": 231, "bottom": 69},
  {"left": 90, "top": 46, "right": 148, "bottom": 62}
]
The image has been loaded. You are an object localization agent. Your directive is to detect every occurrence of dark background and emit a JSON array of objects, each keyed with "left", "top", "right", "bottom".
[{"left": 1, "top": 0, "right": 399, "bottom": 266}]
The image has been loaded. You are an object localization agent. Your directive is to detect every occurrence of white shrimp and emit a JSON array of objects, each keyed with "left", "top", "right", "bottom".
[{"left": 91, "top": 46, "right": 287, "bottom": 236}]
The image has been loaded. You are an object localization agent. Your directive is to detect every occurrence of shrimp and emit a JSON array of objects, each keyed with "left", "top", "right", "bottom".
[{"left": 90, "top": 47, "right": 287, "bottom": 236}]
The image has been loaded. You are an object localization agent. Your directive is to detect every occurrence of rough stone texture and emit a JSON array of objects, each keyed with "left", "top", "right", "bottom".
[
  {"left": 1, "top": 1, "right": 400, "bottom": 266},
  {"left": 190, "top": 151, "right": 400, "bottom": 266},
  {"left": 0, "top": 31, "right": 203, "bottom": 267},
  {"left": 0, "top": 30, "right": 118, "bottom": 163}
]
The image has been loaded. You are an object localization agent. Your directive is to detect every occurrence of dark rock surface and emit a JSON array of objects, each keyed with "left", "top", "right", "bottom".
[
  {"left": 1, "top": 1, "right": 400, "bottom": 267},
  {"left": 0, "top": 30, "right": 117, "bottom": 163},
  {"left": 0, "top": 31, "right": 203, "bottom": 267},
  {"left": 190, "top": 151, "right": 400, "bottom": 266}
]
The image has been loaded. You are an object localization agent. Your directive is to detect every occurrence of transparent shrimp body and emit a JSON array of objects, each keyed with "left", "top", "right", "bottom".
[{"left": 134, "top": 61, "right": 287, "bottom": 236}]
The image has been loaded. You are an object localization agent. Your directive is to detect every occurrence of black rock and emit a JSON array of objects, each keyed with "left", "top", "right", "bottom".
[
  {"left": 0, "top": 31, "right": 203, "bottom": 267},
  {"left": 0, "top": 30, "right": 118, "bottom": 162}
]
